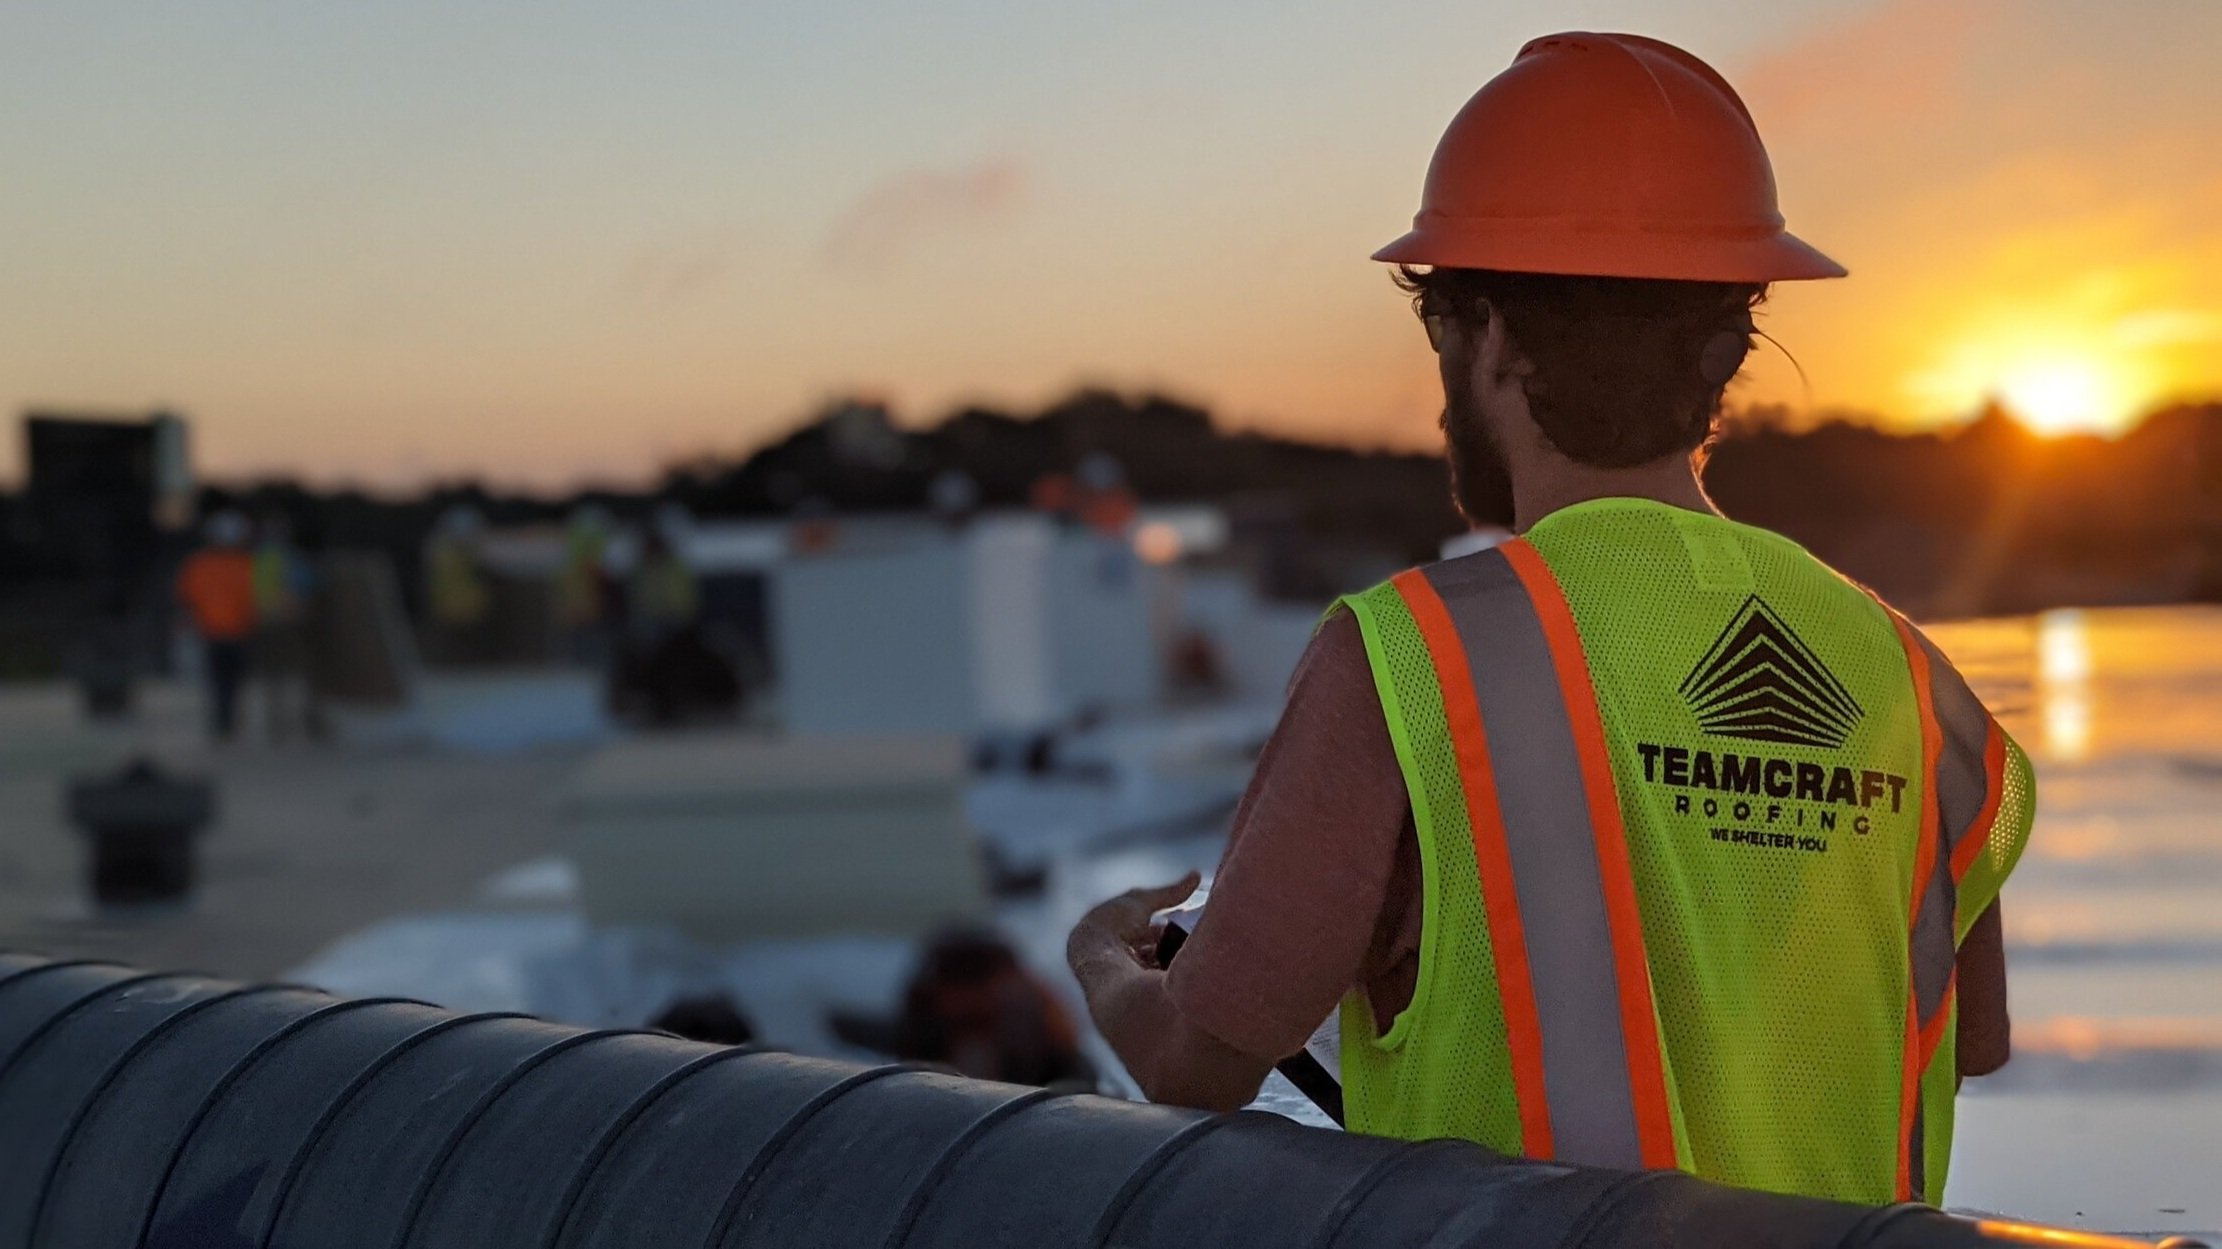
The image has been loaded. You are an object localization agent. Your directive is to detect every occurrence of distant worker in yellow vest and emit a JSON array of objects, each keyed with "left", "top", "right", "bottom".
[
  {"left": 1069, "top": 32, "right": 2033, "bottom": 1207},
  {"left": 558, "top": 504, "right": 618, "bottom": 664},
  {"left": 628, "top": 507, "right": 702, "bottom": 644},
  {"left": 251, "top": 512, "right": 326, "bottom": 742},
  {"left": 425, "top": 505, "right": 494, "bottom": 664}
]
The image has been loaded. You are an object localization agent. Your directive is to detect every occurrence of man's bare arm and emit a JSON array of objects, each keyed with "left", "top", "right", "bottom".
[
  {"left": 1067, "top": 875, "right": 1276, "bottom": 1112},
  {"left": 1070, "top": 615, "right": 1406, "bottom": 1110},
  {"left": 1956, "top": 899, "right": 2010, "bottom": 1077}
]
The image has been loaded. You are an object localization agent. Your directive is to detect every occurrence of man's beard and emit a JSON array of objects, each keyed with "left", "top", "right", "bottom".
[{"left": 1441, "top": 387, "right": 1516, "bottom": 530}]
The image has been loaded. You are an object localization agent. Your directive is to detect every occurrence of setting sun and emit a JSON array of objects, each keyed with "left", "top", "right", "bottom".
[
  {"left": 1999, "top": 357, "right": 2129, "bottom": 436},
  {"left": 1907, "top": 326, "right": 2164, "bottom": 439}
]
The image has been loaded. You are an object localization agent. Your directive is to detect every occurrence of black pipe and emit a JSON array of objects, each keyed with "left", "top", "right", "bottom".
[{"left": 0, "top": 954, "right": 2187, "bottom": 1249}]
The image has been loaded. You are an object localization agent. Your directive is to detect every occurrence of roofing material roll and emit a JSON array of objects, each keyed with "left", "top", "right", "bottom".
[{"left": 0, "top": 954, "right": 2184, "bottom": 1249}]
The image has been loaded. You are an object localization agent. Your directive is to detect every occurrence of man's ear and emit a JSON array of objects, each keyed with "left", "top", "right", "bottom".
[{"left": 1472, "top": 300, "right": 1532, "bottom": 389}]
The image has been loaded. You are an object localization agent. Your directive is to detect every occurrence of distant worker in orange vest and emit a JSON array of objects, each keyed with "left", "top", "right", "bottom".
[
  {"left": 176, "top": 510, "right": 258, "bottom": 741},
  {"left": 1070, "top": 33, "right": 2033, "bottom": 1207}
]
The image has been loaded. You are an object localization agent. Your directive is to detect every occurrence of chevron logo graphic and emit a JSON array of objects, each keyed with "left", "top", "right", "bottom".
[{"left": 1679, "top": 596, "right": 1863, "bottom": 749}]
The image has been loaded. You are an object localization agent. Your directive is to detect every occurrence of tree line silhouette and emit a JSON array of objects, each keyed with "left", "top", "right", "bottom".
[{"left": 206, "top": 389, "right": 2222, "bottom": 621}]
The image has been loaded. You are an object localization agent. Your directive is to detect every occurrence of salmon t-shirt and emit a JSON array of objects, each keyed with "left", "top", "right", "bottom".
[
  {"left": 1164, "top": 612, "right": 1422, "bottom": 1062},
  {"left": 1163, "top": 610, "right": 2007, "bottom": 1073}
]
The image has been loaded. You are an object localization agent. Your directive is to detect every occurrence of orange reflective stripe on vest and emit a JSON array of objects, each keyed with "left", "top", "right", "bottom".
[
  {"left": 1390, "top": 565, "right": 1552, "bottom": 1156},
  {"left": 1505, "top": 541, "right": 1682, "bottom": 1172},
  {"left": 1389, "top": 541, "right": 1678, "bottom": 1171},
  {"left": 1903, "top": 628, "right": 2013, "bottom": 888},
  {"left": 1891, "top": 615, "right": 1947, "bottom": 1199},
  {"left": 1888, "top": 615, "right": 2003, "bottom": 1199},
  {"left": 1342, "top": 499, "right": 2037, "bottom": 1202},
  {"left": 1956, "top": 726, "right": 2009, "bottom": 885}
]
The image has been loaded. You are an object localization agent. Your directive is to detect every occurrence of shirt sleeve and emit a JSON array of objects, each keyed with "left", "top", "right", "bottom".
[
  {"left": 1954, "top": 898, "right": 2009, "bottom": 1076},
  {"left": 1164, "top": 610, "right": 1413, "bottom": 1063}
]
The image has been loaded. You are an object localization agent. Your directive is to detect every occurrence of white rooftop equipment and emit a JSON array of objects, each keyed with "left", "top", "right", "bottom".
[
  {"left": 561, "top": 732, "right": 986, "bottom": 944},
  {"left": 771, "top": 514, "right": 1159, "bottom": 737}
]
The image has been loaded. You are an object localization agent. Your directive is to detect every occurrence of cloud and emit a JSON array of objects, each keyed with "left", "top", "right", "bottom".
[
  {"left": 2114, "top": 309, "right": 2222, "bottom": 348},
  {"left": 1737, "top": 0, "right": 2007, "bottom": 131},
  {"left": 616, "top": 239, "right": 734, "bottom": 305},
  {"left": 819, "top": 156, "right": 1027, "bottom": 272}
]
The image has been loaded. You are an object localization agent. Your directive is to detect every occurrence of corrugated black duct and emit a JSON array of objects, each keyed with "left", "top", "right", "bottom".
[{"left": 0, "top": 953, "right": 2182, "bottom": 1249}]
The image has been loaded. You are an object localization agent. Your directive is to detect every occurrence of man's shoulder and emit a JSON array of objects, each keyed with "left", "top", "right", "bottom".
[{"left": 1293, "top": 608, "right": 1377, "bottom": 699}]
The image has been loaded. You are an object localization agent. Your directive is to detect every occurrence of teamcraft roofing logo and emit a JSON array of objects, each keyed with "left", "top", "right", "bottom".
[{"left": 1680, "top": 596, "right": 1863, "bottom": 750}]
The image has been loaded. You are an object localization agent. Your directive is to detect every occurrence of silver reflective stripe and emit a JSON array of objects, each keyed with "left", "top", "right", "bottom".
[
  {"left": 1912, "top": 630, "right": 1989, "bottom": 1039},
  {"left": 1911, "top": 630, "right": 1994, "bottom": 874},
  {"left": 1905, "top": 838, "right": 1953, "bottom": 1194},
  {"left": 1422, "top": 550, "right": 1647, "bottom": 1170},
  {"left": 1910, "top": 846, "right": 1956, "bottom": 1025},
  {"left": 1901, "top": 626, "right": 1989, "bottom": 1198}
]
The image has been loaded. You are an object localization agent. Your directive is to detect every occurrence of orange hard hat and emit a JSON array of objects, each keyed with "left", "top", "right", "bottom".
[{"left": 1374, "top": 32, "right": 1844, "bottom": 283}]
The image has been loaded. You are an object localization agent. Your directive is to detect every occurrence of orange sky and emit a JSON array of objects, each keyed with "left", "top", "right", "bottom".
[
  {"left": 1729, "top": 0, "right": 2222, "bottom": 438},
  {"left": 1, "top": 1, "right": 2217, "bottom": 487}
]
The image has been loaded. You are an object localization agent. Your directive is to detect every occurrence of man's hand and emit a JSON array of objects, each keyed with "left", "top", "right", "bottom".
[
  {"left": 1064, "top": 870, "right": 1271, "bottom": 1113},
  {"left": 1067, "top": 872, "right": 1200, "bottom": 975}
]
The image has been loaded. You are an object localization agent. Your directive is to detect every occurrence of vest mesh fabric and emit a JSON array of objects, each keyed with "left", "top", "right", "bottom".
[
  {"left": 1957, "top": 736, "right": 2035, "bottom": 938},
  {"left": 1334, "top": 585, "right": 1524, "bottom": 1153},
  {"left": 1338, "top": 498, "right": 2034, "bottom": 1206},
  {"left": 1923, "top": 709, "right": 2036, "bottom": 1200}
]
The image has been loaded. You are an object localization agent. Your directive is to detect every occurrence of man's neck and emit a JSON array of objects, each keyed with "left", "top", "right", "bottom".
[{"left": 1509, "top": 453, "right": 1716, "bottom": 534}]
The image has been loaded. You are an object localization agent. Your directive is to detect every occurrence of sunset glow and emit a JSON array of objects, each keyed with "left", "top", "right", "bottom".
[
  {"left": 1999, "top": 357, "right": 2137, "bottom": 437},
  {"left": 0, "top": 3, "right": 2218, "bottom": 484},
  {"left": 1908, "top": 329, "right": 2161, "bottom": 438}
]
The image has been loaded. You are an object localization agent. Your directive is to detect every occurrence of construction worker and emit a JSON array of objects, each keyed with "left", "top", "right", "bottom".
[
  {"left": 424, "top": 505, "right": 494, "bottom": 664},
  {"left": 627, "top": 506, "right": 703, "bottom": 644},
  {"left": 612, "top": 508, "right": 726, "bottom": 725},
  {"left": 1069, "top": 33, "right": 2033, "bottom": 1208},
  {"left": 557, "top": 504, "right": 618, "bottom": 664},
  {"left": 251, "top": 512, "right": 326, "bottom": 742},
  {"left": 175, "top": 510, "right": 258, "bottom": 741}
]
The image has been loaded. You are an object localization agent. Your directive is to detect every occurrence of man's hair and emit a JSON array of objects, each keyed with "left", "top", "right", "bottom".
[{"left": 1397, "top": 266, "right": 1767, "bottom": 467}]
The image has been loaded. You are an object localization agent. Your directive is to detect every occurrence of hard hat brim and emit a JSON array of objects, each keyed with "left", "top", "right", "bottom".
[{"left": 1372, "top": 219, "right": 1846, "bottom": 283}]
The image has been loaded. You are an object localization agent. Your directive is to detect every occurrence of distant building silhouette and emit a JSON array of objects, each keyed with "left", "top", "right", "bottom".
[{"left": 1, "top": 410, "right": 194, "bottom": 679}]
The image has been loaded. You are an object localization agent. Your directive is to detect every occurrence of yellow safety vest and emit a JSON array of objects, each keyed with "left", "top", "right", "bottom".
[{"left": 1334, "top": 498, "right": 2033, "bottom": 1204}]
